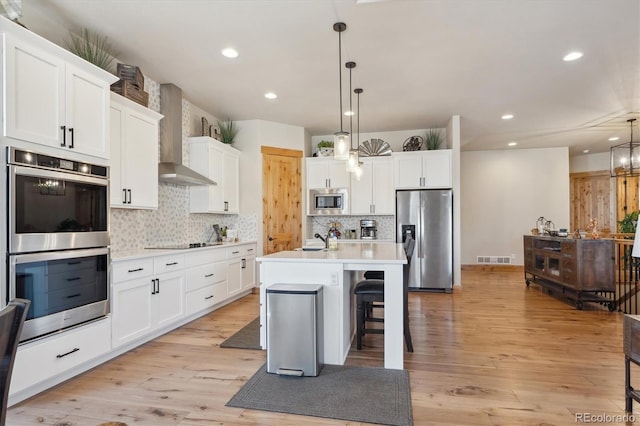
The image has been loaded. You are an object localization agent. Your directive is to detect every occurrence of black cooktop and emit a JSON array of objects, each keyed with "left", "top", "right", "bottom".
[{"left": 146, "top": 242, "right": 223, "bottom": 250}]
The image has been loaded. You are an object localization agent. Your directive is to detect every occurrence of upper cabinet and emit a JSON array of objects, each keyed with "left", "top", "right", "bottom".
[
  {"left": 110, "top": 93, "right": 163, "bottom": 209},
  {"left": 2, "top": 23, "right": 117, "bottom": 161},
  {"left": 306, "top": 157, "right": 350, "bottom": 189},
  {"left": 188, "top": 136, "right": 240, "bottom": 214},
  {"left": 393, "top": 150, "right": 452, "bottom": 189},
  {"left": 350, "top": 156, "right": 394, "bottom": 215}
]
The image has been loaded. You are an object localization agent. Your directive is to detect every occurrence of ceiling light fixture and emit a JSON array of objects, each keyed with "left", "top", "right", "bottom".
[
  {"left": 221, "top": 47, "right": 238, "bottom": 58},
  {"left": 610, "top": 118, "right": 639, "bottom": 177},
  {"left": 345, "top": 61, "right": 360, "bottom": 173},
  {"left": 264, "top": 92, "right": 277, "bottom": 99},
  {"left": 353, "top": 88, "right": 364, "bottom": 180},
  {"left": 563, "top": 51, "right": 583, "bottom": 62},
  {"left": 508, "top": 142, "right": 517, "bottom": 147},
  {"left": 333, "top": 22, "right": 349, "bottom": 160},
  {"left": 501, "top": 114, "right": 514, "bottom": 120},
  {"left": 609, "top": 136, "right": 620, "bottom": 142},
  {"left": 583, "top": 149, "right": 590, "bottom": 154}
]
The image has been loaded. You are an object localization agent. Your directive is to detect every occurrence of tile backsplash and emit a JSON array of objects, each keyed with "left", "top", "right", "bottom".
[
  {"left": 109, "top": 78, "right": 257, "bottom": 252},
  {"left": 307, "top": 215, "right": 395, "bottom": 241}
]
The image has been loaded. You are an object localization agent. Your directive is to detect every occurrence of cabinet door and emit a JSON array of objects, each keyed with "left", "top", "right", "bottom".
[
  {"left": 154, "top": 272, "right": 185, "bottom": 328},
  {"left": 327, "top": 160, "right": 350, "bottom": 188},
  {"left": 394, "top": 154, "right": 423, "bottom": 189},
  {"left": 227, "top": 258, "right": 242, "bottom": 296},
  {"left": 241, "top": 256, "right": 256, "bottom": 290},
  {"left": 112, "top": 278, "right": 153, "bottom": 347},
  {"left": 350, "top": 161, "right": 374, "bottom": 215},
  {"left": 65, "top": 64, "right": 110, "bottom": 159},
  {"left": 371, "top": 159, "right": 395, "bottom": 214},
  {"left": 224, "top": 151, "right": 239, "bottom": 213},
  {"left": 4, "top": 35, "right": 64, "bottom": 147},
  {"left": 422, "top": 150, "right": 452, "bottom": 188},
  {"left": 123, "top": 109, "right": 159, "bottom": 209},
  {"left": 307, "top": 159, "right": 330, "bottom": 189},
  {"left": 109, "top": 104, "right": 125, "bottom": 205}
]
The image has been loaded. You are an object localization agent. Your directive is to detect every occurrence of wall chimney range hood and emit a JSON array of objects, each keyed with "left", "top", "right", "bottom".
[{"left": 158, "top": 83, "right": 216, "bottom": 186}]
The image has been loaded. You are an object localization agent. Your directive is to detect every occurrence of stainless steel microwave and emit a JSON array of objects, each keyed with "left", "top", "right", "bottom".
[{"left": 309, "top": 188, "right": 349, "bottom": 215}]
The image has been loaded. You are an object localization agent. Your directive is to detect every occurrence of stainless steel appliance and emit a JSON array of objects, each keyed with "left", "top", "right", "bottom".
[
  {"left": 308, "top": 188, "right": 349, "bottom": 215},
  {"left": 360, "top": 219, "right": 377, "bottom": 240},
  {"left": 7, "top": 147, "right": 109, "bottom": 253},
  {"left": 266, "top": 284, "right": 323, "bottom": 376},
  {"left": 5, "top": 147, "right": 111, "bottom": 342},
  {"left": 396, "top": 189, "right": 453, "bottom": 292},
  {"left": 8, "top": 247, "right": 110, "bottom": 342},
  {"left": 145, "top": 242, "right": 223, "bottom": 250}
]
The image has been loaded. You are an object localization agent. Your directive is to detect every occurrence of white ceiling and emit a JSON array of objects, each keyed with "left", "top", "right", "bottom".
[{"left": 19, "top": 0, "right": 640, "bottom": 155}]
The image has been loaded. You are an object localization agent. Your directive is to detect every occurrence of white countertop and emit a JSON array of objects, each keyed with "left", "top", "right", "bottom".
[
  {"left": 257, "top": 241, "right": 406, "bottom": 264},
  {"left": 111, "top": 240, "right": 257, "bottom": 261}
]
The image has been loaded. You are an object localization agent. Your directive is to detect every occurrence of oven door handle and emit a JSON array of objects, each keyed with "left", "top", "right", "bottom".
[{"left": 10, "top": 165, "right": 108, "bottom": 187}]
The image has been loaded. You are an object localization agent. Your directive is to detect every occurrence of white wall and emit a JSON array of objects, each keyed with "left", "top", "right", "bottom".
[
  {"left": 570, "top": 151, "right": 609, "bottom": 173},
  {"left": 461, "top": 147, "right": 570, "bottom": 266}
]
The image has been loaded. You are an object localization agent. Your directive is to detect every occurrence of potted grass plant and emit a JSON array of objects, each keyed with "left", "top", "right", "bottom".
[
  {"left": 64, "top": 28, "right": 118, "bottom": 73},
  {"left": 425, "top": 129, "right": 443, "bottom": 150},
  {"left": 218, "top": 119, "right": 238, "bottom": 144}
]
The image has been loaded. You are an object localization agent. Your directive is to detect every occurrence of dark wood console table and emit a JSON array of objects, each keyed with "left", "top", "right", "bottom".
[{"left": 523, "top": 235, "right": 616, "bottom": 311}]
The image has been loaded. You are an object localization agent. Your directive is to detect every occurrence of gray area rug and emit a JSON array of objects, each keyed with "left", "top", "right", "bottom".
[
  {"left": 220, "top": 317, "right": 261, "bottom": 349},
  {"left": 226, "top": 363, "right": 413, "bottom": 426}
]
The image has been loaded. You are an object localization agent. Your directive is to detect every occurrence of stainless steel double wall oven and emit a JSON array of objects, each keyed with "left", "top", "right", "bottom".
[{"left": 6, "top": 147, "right": 110, "bottom": 342}]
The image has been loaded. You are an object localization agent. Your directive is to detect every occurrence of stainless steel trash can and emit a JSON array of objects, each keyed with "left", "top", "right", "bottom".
[{"left": 266, "top": 284, "right": 323, "bottom": 377}]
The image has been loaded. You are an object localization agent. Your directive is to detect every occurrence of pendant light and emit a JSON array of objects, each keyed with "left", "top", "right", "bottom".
[
  {"left": 333, "top": 22, "right": 349, "bottom": 160},
  {"left": 345, "top": 61, "right": 359, "bottom": 172},
  {"left": 353, "top": 88, "right": 364, "bottom": 180},
  {"left": 611, "top": 118, "right": 639, "bottom": 177}
]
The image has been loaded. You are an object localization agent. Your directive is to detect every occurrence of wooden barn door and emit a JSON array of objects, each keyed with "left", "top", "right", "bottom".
[
  {"left": 570, "top": 171, "right": 614, "bottom": 234},
  {"left": 616, "top": 175, "right": 640, "bottom": 228},
  {"left": 262, "top": 146, "right": 302, "bottom": 255}
]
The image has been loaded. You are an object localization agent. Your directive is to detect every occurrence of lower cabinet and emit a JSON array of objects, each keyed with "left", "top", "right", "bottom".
[
  {"left": 11, "top": 317, "right": 111, "bottom": 396},
  {"left": 111, "top": 254, "right": 185, "bottom": 348},
  {"left": 185, "top": 249, "right": 228, "bottom": 315},
  {"left": 227, "top": 244, "right": 256, "bottom": 297}
]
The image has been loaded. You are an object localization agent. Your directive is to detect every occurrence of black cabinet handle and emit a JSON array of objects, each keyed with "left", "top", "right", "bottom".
[
  {"left": 68, "top": 127, "right": 74, "bottom": 148},
  {"left": 56, "top": 347, "right": 79, "bottom": 358},
  {"left": 241, "top": 258, "right": 246, "bottom": 269},
  {"left": 66, "top": 277, "right": 81, "bottom": 282},
  {"left": 66, "top": 293, "right": 81, "bottom": 298},
  {"left": 165, "top": 262, "right": 178, "bottom": 266},
  {"left": 205, "top": 295, "right": 214, "bottom": 300},
  {"left": 127, "top": 189, "right": 132, "bottom": 204},
  {"left": 151, "top": 278, "right": 157, "bottom": 295},
  {"left": 122, "top": 188, "right": 127, "bottom": 204},
  {"left": 156, "top": 278, "right": 160, "bottom": 294},
  {"left": 128, "top": 268, "right": 144, "bottom": 273},
  {"left": 232, "top": 250, "right": 240, "bottom": 255},
  {"left": 224, "top": 201, "right": 229, "bottom": 211},
  {"left": 67, "top": 261, "right": 81, "bottom": 265},
  {"left": 60, "top": 125, "right": 66, "bottom": 147},
  {"left": 205, "top": 273, "right": 214, "bottom": 278}
]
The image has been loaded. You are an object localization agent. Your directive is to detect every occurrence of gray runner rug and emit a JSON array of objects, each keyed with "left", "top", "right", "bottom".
[
  {"left": 219, "top": 317, "right": 261, "bottom": 349},
  {"left": 226, "top": 363, "right": 413, "bottom": 426}
]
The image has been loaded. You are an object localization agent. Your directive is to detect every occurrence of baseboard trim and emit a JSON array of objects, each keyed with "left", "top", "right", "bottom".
[{"left": 462, "top": 264, "right": 524, "bottom": 272}]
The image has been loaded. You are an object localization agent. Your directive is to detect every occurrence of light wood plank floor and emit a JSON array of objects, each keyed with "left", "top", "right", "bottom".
[{"left": 7, "top": 270, "right": 632, "bottom": 425}]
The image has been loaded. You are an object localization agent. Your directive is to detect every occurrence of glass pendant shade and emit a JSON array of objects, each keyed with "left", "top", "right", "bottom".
[
  {"left": 610, "top": 119, "right": 639, "bottom": 177},
  {"left": 353, "top": 162, "right": 364, "bottom": 180},
  {"left": 346, "top": 149, "right": 359, "bottom": 172},
  {"left": 334, "top": 132, "right": 350, "bottom": 160}
]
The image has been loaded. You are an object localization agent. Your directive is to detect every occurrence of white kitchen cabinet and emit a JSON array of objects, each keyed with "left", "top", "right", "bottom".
[
  {"left": 227, "top": 244, "right": 256, "bottom": 296},
  {"left": 184, "top": 248, "right": 228, "bottom": 315},
  {"left": 11, "top": 317, "right": 111, "bottom": 397},
  {"left": 2, "top": 27, "right": 116, "bottom": 160},
  {"left": 110, "top": 93, "right": 162, "bottom": 209},
  {"left": 350, "top": 156, "right": 394, "bottom": 215},
  {"left": 306, "top": 157, "right": 351, "bottom": 189},
  {"left": 393, "top": 149, "right": 452, "bottom": 189},
  {"left": 188, "top": 136, "right": 240, "bottom": 214},
  {"left": 111, "top": 254, "right": 185, "bottom": 348}
]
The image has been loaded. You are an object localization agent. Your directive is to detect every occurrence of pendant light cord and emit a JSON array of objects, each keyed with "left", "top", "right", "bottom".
[{"left": 338, "top": 29, "right": 344, "bottom": 133}]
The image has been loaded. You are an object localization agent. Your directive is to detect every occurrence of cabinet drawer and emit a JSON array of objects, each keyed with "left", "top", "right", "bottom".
[
  {"left": 227, "top": 244, "right": 256, "bottom": 259},
  {"left": 12, "top": 318, "right": 111, "bottom": 395},
  {"left": 185, "top": 248, "right": 226, "bottom": 268},
  {"left": 154, "top": 254, "right": 185, "bottom": 274},
  {"left": 185, "top": 284, "right": 216, "bottom": 316},
  {"left": 112, "top": 258, "right": 154, "bottom": 283},
  {"left": 185, "top": 261, "right": 227, "bottom": 292}
]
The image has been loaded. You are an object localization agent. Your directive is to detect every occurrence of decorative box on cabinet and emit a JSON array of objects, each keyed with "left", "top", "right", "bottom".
[
  {"left": 10, "top": 317, "right": 111, "bottom": 398},
  {"left": 188, "top": 136, "right": 240, "bottom": 214},
  {"left": 350, "top": 157, "right": 394, "bottom": 215},
  {"left": 111, "top": 254, "right": 185, "bottom": 347},
  {"left": 110, "top": 92, "right": 162, "bottom": 209},
  {"left": 393, "top": 150, "right": 452, "bottom": 189},
  {"left": 185, "top": 248, "right": 228, "bottom": 315},
  {"left": 1, "top": 19, "right": 117, "bottom": 160},
  {"left": 306, "top": 157, "right": 351, "bottom": 189},
  {"left": 523, "top": 235, "right": 616, "bottom": 310}
]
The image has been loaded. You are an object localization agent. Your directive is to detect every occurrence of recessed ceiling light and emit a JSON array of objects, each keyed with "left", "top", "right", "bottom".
[
  {"left": 563, "top": 51, "right": 583, "bottom": 62},
  {"left": 344, "top": 110, "right": 355, "bottom": 116},
  {"left": 583, "top": 149, "right": 590, "bottom": 154},
  {"left": 508, "top": 142, "right": 517, "bottom": 147},
  {"left": 501, "top": 114, "right": 514, "bottom": 120},
  {"left": 264, "top": 92, "right": 277, "bottom": 100},
  {"left": 221, "top": 47, "right": 238, "bottom": 58},
  {"left": 609, "top": 136, "right": 620, "bottom": 141}
]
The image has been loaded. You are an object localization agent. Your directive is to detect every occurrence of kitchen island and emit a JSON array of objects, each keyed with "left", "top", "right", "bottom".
[{"left": 257, "top": 242, "right": 407, "bottom": 370}]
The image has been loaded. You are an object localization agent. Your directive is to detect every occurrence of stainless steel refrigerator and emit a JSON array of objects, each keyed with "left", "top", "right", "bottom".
[{"left": 396, "top": 189, "right": 453, "bottom": 292}]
